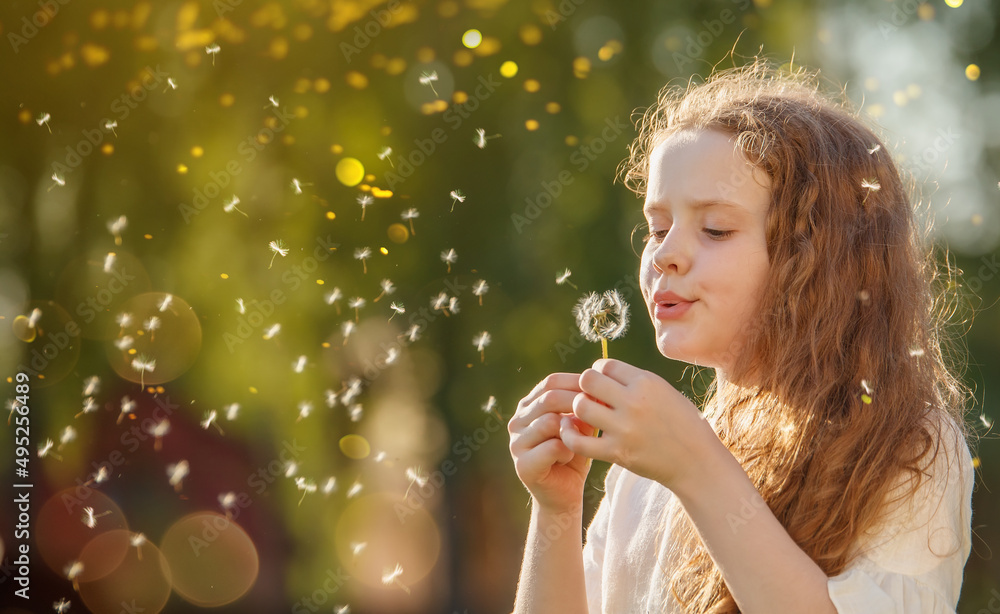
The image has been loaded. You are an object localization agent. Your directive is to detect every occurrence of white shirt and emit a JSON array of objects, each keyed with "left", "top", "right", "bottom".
[{"left": 583, "top": 415, "right": 975, "bottom": 613}]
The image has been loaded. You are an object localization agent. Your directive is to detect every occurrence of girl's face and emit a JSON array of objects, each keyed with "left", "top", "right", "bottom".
[{"left": 640, "top": 129, "right": 772, "bottom": 376}]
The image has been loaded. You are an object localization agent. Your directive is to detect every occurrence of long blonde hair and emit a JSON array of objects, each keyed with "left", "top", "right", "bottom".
[{"left": 619, "top": 59, "right": 977, "bottom": 613}]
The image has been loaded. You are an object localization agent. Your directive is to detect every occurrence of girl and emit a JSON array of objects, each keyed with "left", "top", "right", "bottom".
[{"left": 508, "top": 59, "right": 978, "bottom": 613}]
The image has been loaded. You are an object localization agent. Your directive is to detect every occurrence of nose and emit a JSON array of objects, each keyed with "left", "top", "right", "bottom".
[{"left": 649, "top": 228, "right": 690, "bottom": 275}]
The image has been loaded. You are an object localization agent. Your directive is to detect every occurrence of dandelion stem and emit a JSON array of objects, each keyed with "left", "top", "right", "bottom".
[
  {"left": 408, "top": 219, "right": 415, "bottom": 235},
  {"left": 601, "top": 337, "right": 608, "bottom": 360}
]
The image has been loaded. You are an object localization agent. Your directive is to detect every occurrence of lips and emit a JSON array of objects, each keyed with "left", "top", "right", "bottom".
[{"left": 652, "top": 290, "right": 694, "bottom": 307}]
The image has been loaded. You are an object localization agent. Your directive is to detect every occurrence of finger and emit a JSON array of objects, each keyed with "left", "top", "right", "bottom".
[
  {"left": 560, "top": 415, "right": 604, "bottom": 460},
  {"left": 572, "top": 392, "right": 615, "bottom": 434},
  {"left": 578, "top": 367, "right": 625, "bottom": 407},
  {"left": 592, "top": 358, "right": 640, "bottom": 385},
  {"left": 524, "top": 373, "right": 584, "bottom": 404},
  {"left": 510, "top": 412, "right": 563, "bottom": 452},
  {"left": 518, "top": 438, "right": 575, "bottom": 476},
  {"left": 512, "top": 390, "right": 578, "bottom": 431}
]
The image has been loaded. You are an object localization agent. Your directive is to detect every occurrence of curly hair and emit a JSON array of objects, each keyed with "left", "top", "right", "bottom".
[{"left": 618, "top": 58, "right": 978, "bottom": 613}]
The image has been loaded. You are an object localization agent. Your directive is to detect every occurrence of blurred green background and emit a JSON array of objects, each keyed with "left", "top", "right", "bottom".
[{"left": 0, "top": 0, "right": 997, "bottom": 612}]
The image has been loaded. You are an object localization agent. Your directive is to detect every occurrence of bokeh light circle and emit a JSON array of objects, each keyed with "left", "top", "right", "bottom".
[
  {"left": 37, "top": 488, "right": 128, "bottom": 578},
  {"left": 334, "top": 493, "right": 441, "bottom": 589},
  {"left": 335, "top": 158, "right": 365, "bottom": 186},
  {"left": 79, "top": 532, "right": 172, "bottom": 614},
  {"left": 105, "top": 292, "right": 202, "bottom": 387},
  {"left": 462, "top": 29, "right": 483, "bottom": 49},
  {"left": 13, "top": 300, "right": 82, "bottom": 387},
  {"left": 160, "top": 512, "right": 259, "bottom": 607},
  {"left": 339, "top": 434, "right": 371, "bottom": 459},
  {"left": 54, "top": 250, "right": 152, "bottom": 340},
  {"left": 387, "top": 223, "right": 409, "bottom": 244}
]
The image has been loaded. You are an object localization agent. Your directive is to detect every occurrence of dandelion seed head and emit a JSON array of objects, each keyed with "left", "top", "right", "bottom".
[
  {"left": 861, "top": 178, "right": 881, "bottom": 192},
  {"left": 450, "top": 189, "right": 466, "bottom": 202},
  {"left": 379, "top": 279, "right": 395, "bottom": 294},
  {"left": 473, "top": 280, "right": 489, "bottom": 296},
  {"left": 556, "top": 268, "right": 573, "bottom": 285},
  {"left": 390, "top": 301, "right": 405, "bottom": 314},
  {"left": 269, "top": 240, "right": 290, "bottom": 257},
  {"left": 573, "top": 290, "right": 630, "bottom": 343},
  {"left": 473, "top": 331, "right": 491, "bottom": 351},
  {"left": 143, "top": 316, "right": 160, "bottom": 332},
  {"left": 354, "top": 247, "right": 372, "bottom": 260},
  {"left": 115, "top": 312, "right": 132, "bottom": 328},
  {"left": 114, "top": 335, "right": 134, "bottom": 351},
  {"left": 325, "top": 288, "right": 343, "bottom": 305},
  {"left": 440, "top": 248, "right": 457, "bottom": 264},
  {"left": 357, "top": 194, "right": 374, "bottom": 207},
  {"left": 401, "top": 208, "right": 419, "bottom": 220},
  {"left": 348, "top": 297, "right": 366, "bottom": 310},
  {"left": 378, "top": 146, "right": 392, "bottom": 160}
]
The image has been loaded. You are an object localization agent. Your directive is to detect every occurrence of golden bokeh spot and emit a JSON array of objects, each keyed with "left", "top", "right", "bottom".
[
  {"left": 314, "top": 77, "right": 330, "bottom": 93},
  {"left": 524, "top": 79, "right": 540, "bottom": 92},
  {"left": 379, "top": 246, "right": 389, "bottom": 255},
  {"left": 18, "top": 109, "right": 32, "bottom": 124},
  {"left": 500, "top": 61, "right": 518, "bottom": 78},
  {"left": 438, "top": 0, "right": 459, "bottom": 17},
  {"left": 12, "top": 316, "right": 36, "bottom": 343},
  {"left": 294, "top": 106, "right": 309, "bottom": 119},
  {"left": 453, "top": 49, "right": 474, "bottom": 67},
  {"left": 322, "top": 342, "right": 330, "bottom": 348},
  {"left": 144, "top": 234, "right": 153, "bottom": 239},
  {"left": 433, "top": 99, "right": 448, "bottom": 112},
  {"left": 417, "top": 46, "right": 435, "bottom": 63},
  {"left": 257, "top": 132, "right": 271, "bottom": 145},
  {"left": 268, "top": 36, "right": 289, "bottom": 60},
  {"left": 453, "top": 90, "right": 469, "bottom": 103},
  {"left": 861, "top": 394, "right": 872, "bottom": 405},
  {"left": 598, "top": 44, "right": 615, "bottom": 61},
  {"left": 386, "top": 57, "right": 407, "bottom": 75},
  {"left": 371, "top": 187, "right": 393, "bottom": 198},
  {"left": 220, "top": 273, "right": 229, "bottom": 279},
  {"left": 219, "top": 92, "right": 235, "bottom": 107},
  {"left": 264, "top": 115, "right": 279, "bottom": 129},
  {"left": 177, "top": 164, "right": 188, "bottom": 174},
  {"left": 326, "top": 211, "right": 336, "bottom": 220},
  {"left": 91, "top": 10, "right": 110, "bottom": 29},
  {"left": 573, "top": 56, "right": 591, "bottom": 78},
  {"left": 346, "top": 71, "right": 369, "bottom": 89},
  {"left": 360, "top": 184, "right": 371, "bottom": 191},
  {"left": 892, "top": 90, "right": 908, "bottom": 106},
  {"left": 132, "top": 2, "right": 153, "bottom": 29},
  {"left": 156, "top": 385, "right": 165, "bottom": 393},
  {"left": 565, "top": 135, "right": 579, "bottom": 146},
  {"left": 135, "top": 35, "right": 159, "bottom": 52},
  {"left": 330, "top": 144, "right": 344, "bottom": 154},
  {"left": 906, "top": 84, "right": 922, "bottom": 98},
  {"left": 102, "top": 143, "right": 114, "bottom": 155},
  {"left": 60, "top": 52, "right": 75, "bottom": 69},
  {"left": 293, "top": 77, "right": 311, "bottom": 93},
  {"left": 945, "top": 0, "right": 962, "bottom": 7},
  {"left": 546, "top": 101, "right": 561, "bottom": 113},
  {"left": 463, "top": 29, "right": 483, "bottom": 48},
  {"left": 525, "top": 119, "right": 539, "bottom": 131},
  {"left": 177, "top": 1, "right": 199, "bottom": 30},
  {"left": 249, "top": 386, "right": 258, "bottom": 394},
  {"left": 387, "top": 223, "right": 409, "bottom": 243},
  {"left": 175, "top": 30, "right": 214, "bottom": 52},
  {"left": 421, "top": 102, "right": 437, "bottom": 115},
  {"left": 282, "top": 135, "right": 294, "bottom": 145},
  {"left": 190, "top": 146, "right": 204, "bottom": 158},
  {"left": 364, "top": 173, "right": 376, "bottom": 182},
  {"left": 754, "top": 0, "right": 773, "bottom": 7},
  {"left": 340, "top": 434, "right": 371, "bottom": 459},
  {"left": 379, "top": 126, "right": 391, "bottom": 136},
  {"left": 371, "top": 53, "right": 387, "bottom": 69},
  {"left": 972, "top": 456, "right": 980, "bottom": 469},
  {"left": 865, "top": 104, "right": 885, "bottom": 118},
  {"left": 965, "top": 64, "right": 980, "bottom": 81},
  {"left": 474, "top": 36, "right": 502, "bottom": 56},
  {"left": 292, "top": 23, "right": 313, "bottom": 41},
  {"left": 336, "top": 158, "right": 365, "bottom": 187},
  {"left": 917, "top": 3, "right": 935, "bottom": 20},
  {"left": 251, "top": 2, "right": 288, "bottom": 28},
  {"left": 519, "top": 23, "right": 542, "bottom": 45},
  {"left": 315, "top": 279, "right": 324, "bottom": 285}
]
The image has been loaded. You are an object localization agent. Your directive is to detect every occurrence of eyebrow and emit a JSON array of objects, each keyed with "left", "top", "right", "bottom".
[{"left": 643, "top": 199, "right": 745, "bottom": 215}]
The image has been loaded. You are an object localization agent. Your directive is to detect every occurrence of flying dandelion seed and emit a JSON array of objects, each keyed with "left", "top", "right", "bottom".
[
  {"left": 325, "top": 287, "right": 344, "bottom": 314},
  {"left": 322, "top": 477, "right": 337, "bottom": 495},
  {"left": 58, "top": 425, "right": 77, "bottom": 450},
  {"left": 165, "top": 77, "right": 177, "bottom": 91},
  {"left": 131, "top": 355, "right": 156, "bottom": 388},
  {"left": 351, "top": 541, "right": 367, "bottom": 557},
  {"left": 224, "top": 195, "right": 248, "bottom": 217},
  {"left": 347, "top": 480, "right": 363, "bottom": 498},
  {"left": 448, "top": 296, "right": 460, "bottom": 315},
  {"left": 473, "top": 127, "right": 502, "bottom": 149},
  {"left": 201, "top": 410, "right": 224, "bottom": 434},
  {"left": 117, "top": 395, "right": 136, "bottom": 425},
  {"left": 296, "top": 401, "right": 313, "bottom": 422},
  {"left": 573, "top": 290, "right": 630, "bottom": 360},
  {"left": 382, "top": 563, "right": 410, "bottom": 594},
  {"left": 86, "top": 465, "right": 109, "bottom": 486},
  {"left": 82, "top": 506, "right": 110, "bottom": 529},
  {"left": 867, "top": 144, "right": 881, "bottom": 155},
  {"left": 167, "top": 460, "right": 189, "bottom": 492},
  {"left": 473, "top": 279, "right": 489, "bottom": 305},
  {"left": 348, "top": 297, "right": 366, "bottom": 323},
  {"left": 404, "top": 466, "right": 428, "bottom": 498},
  {"left": 143, "top": 316, "right": 160, "bottom": 342},
  {"left": 556, "top": 268, "right": 578, "bottom": 289},
  {"left": 388, "top": 301, "right": 405, "bottom": 321},
  {"left": 357, "top": 193, "right": 374, "bottom": 221},
  {"left": 206, "top": 43, "right": 220, "bottom": 64},
  {"left": 76, "top": 396, "right": 98, "bottom": 419},
  {"left": 105, "top": 119, "right": 118, "bottom": 137},
  {"left": 83, "top": 375, "right": 101, "bottom": 396},
  {"left": 268, "top": 239, "right": 289, "bottom": 269},
  {"left": 324, "top": 389, "right": 339, "bottom": 408},
  {"left": 401, "top": 208, "right": 419, "bottom": 235},
  {"left": 148, "top": 419, "right": 170, "bottom": 451},
  {"left": 219, "top": 492, "right": 238, "bottom": 517},
  {"left": 374, "top": 451, "right": 387, "bottom": 463},
  {"left": 980, "top": 413, "right": 993, "bottom": 429},
  {"left": 342, "top": 377, "right": 363, "bottom": 405},
  {"left": 341, "top": 320, "right": 356, "bottom": 345},
  {"left": 267, "top": 95, "right": 279, "bottom": 108},
  {"left": 284, "top": 461, "right": 299, "bottom": 478},
  {"left": 860, "top": 178, "right": 881, "bottom": 203},
  {"left": 349, "top": 404, "right": 363, "bottom": 422},
  {"left": 482, "top": 395, "right": 501, "bottom": 419},
  {"left": 103, "top": 252, "right": 117, "bottom": 274},
  {"left": 431, "top": 292, "right": 449, "bottom": 315},
  {"left": 378, "top": 146, "right": 394, "bottom": 168},
  {"left": 65, "top": 561, "right": 84, "bottom": 591},
  {"left": 404, "top": 323, "right": 422, "bottom": 342},
  {"left": 449, "top": 189, "right": 466, "bottom": 212},
  {"left": 38, "top": 438, "right": 62, "bottom": 461},
  {"left": 54, "top": 598, "right": 71, "bottom": 613},
  {"left": 225, "top": 403, "right": 240, "bottom": 420},
  {"left": 113, "top": 335, "right": 134, "bottom": 352},
  {"left": 418, "top": 71, "right": 439, "bottom": 97},
  {"left": 293, "top": 355, "right": 307, "bottom": 373},
  {"left": 291, "top": 177, "right": 307, "bottom": 194},
  {"left": 473, "top": 331, "right": 491, "bottom": 363},
  {"left": 115, "top": 311, "right": 132, "bottom": 332},
  {"left": 263, "top": 323, "right": 281, "bottom": 339},
  {"left": 130, "top": 532, "right": 147, "bottom": 560},
  {"left": 235, "top": 298, "right": 246, "bottom": 314},
  {"left": 334, "top": 605, "right": 351, "bottom": 614},
  {"left": 441, "top": 248, "right": 457, "bottom": 273},
  {"left": 374, "top": 278, "right": 395, "bottom": 302},
  {"left": 107, "top": 215, "right": 127, "bottom": 246},
  {"left": 385, "top": 347, "right": 400, "bottom": 365},
  {"left": 37, "top": 112, "right": 51, "bottom": 133},
  {"left": 295, "top": 477, "right": 317, "bottom": 505},
  {"left": 354, "top": 247, "right": 372, "bottom": 274},
  {"left": 49, "top": 172, "right": 65, "bottom": 191}
]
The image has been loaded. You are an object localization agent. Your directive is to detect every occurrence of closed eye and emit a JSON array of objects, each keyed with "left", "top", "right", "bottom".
[{"left": 642, "top": 228, "right": 735, "bottom": 242}]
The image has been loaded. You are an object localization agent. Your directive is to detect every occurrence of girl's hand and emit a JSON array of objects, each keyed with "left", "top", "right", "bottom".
[
  {"left": 509, "top": 373, "right": 595, "bottom": 514},
  {"left": 561, "top": 359, "right": 724, "bottom": 495}
]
